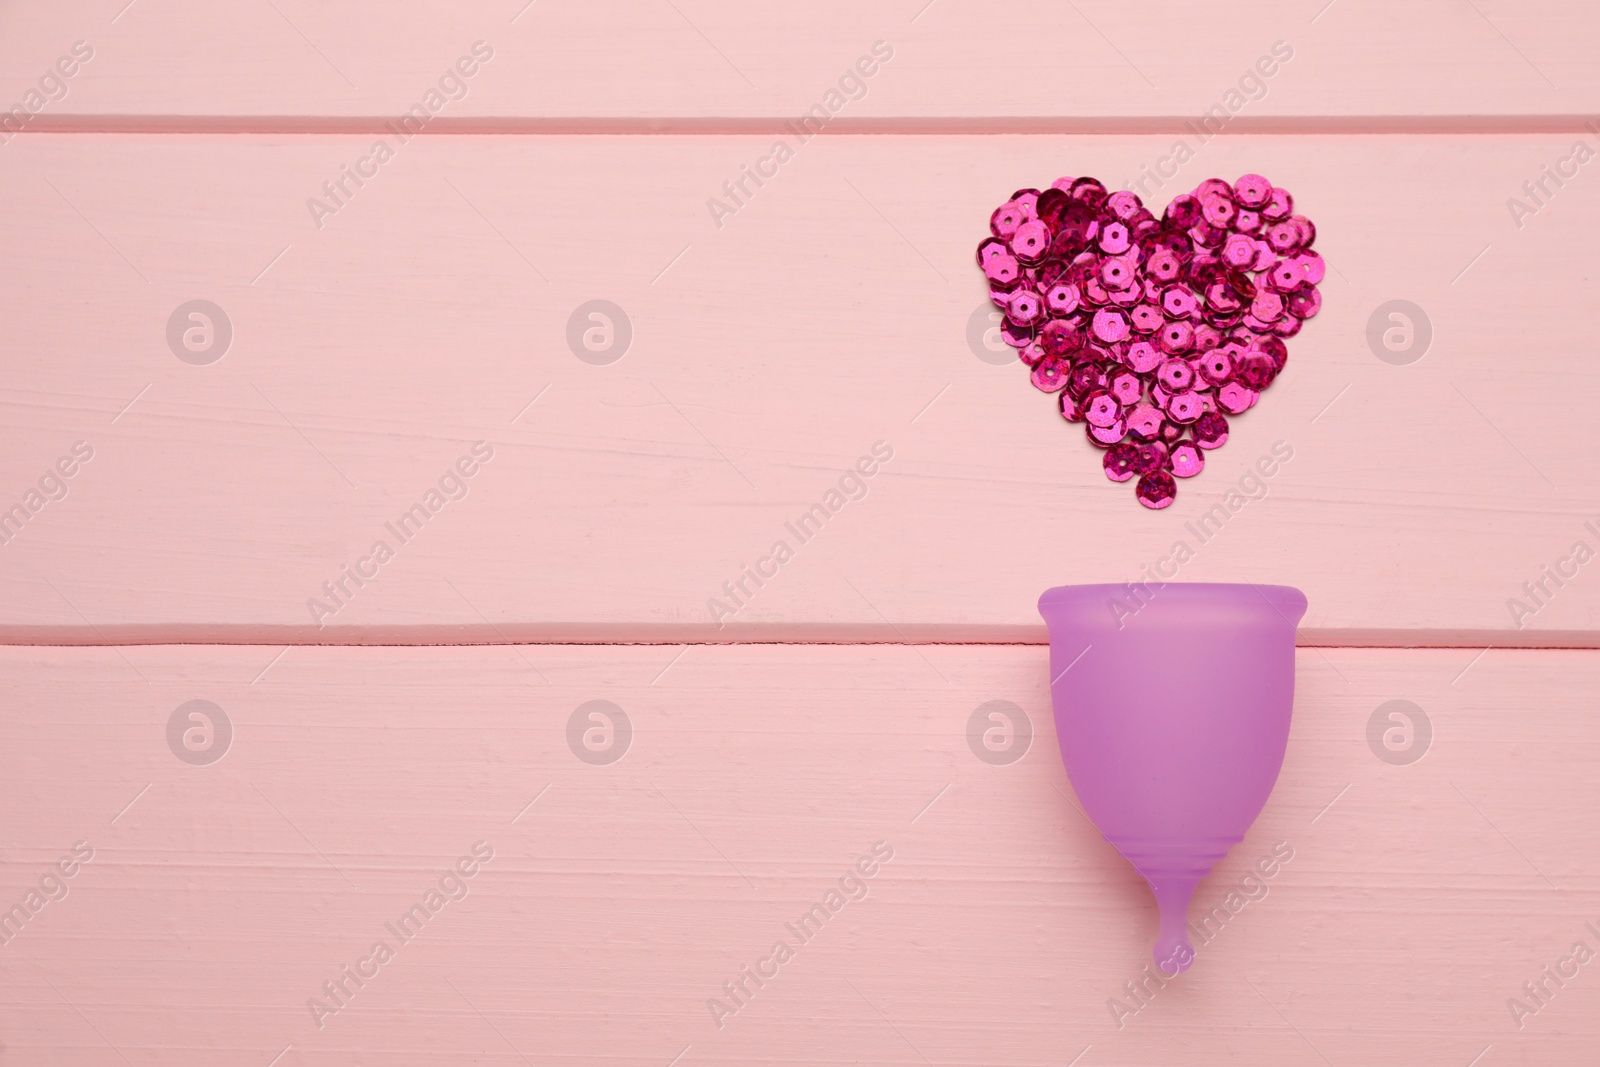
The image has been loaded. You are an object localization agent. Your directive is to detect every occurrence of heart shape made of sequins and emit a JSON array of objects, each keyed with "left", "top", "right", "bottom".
[{"left": 977, "top": 175, "right": 1323, "bottom": 509}]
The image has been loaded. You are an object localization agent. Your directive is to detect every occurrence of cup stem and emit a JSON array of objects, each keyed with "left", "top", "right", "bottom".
[{"left": 1150, "top": 874, "right": 1201, "bottom": 974}]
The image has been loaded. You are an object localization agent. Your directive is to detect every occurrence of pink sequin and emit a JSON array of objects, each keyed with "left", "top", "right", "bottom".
[
  {"left": 1233, "top": 174, "right": 1272, "bottom": 209},
  {"left": 1105, "top": 190, "right": 1143, "bottom": 221},
  {"left": 977, "top": 238, "right": 1009, "bottom": 268},
  {"left": 1199, "top": 349, "right": 1233, "bottom": 385},
  {"left": 1250, "top": 290, "right": 1285, "bottom": 323},
  {"left": 1263, "top": 187, "right": 1293, "bottom": 220},
  {"left": 984, "top": 254, "right": 1020, "bottom": 286},
  {"left": 1193, "top": 411, "right": 1230, "bottom": 448},
  {"left": 1040, "top": 319, "right": 1083, "bottom": 358},
  {"left": 999, "top": 320, "right": 1034, "bottom": 349},
  {"left": 1092, "top": 308, "right": 1130, "bottom": 343},
  {"left": 1170, "top": 441, "right": 1205, "bottom": 478},
  {"left": 1146, "top": 247, "right": 1183, "bottom": 282},
  {"left": 1156, "top": 359, "right": 1194, "bottom": 391},
  {"left": 1083, "top": 391, "right": 1122, "bottom": 428},
  {"left": 1045, "top": 283, "right": 1081, "bottom": 315},
  {"left": 1109, "top": 370, "right": 1143, "bottom": 406},
  {"left": 1125, "top": 402, "right": 1164, "bottom": 440},
  {"left": 1164, "top": 390, "right": 1204, "bottom": 424},
  {"left": 1294, "top": 251, "right": 1326, "bottom": 285},
  {"left": 1158, "top": 320, "right": 1195, "bottom": 355},
  {"left": 1216, "top": 382, "right": 1257, "bottom": 414},
  {"left": 1266, "top": 222, "right": 1301, "bottom": 253},
  {"left": 1087, "top": 419, "right": 1127, "bottom": 446},
  {"left": 1131, "top": 304, "right": 1164, "bottom": 335},
  {"left": 1222, "top": 233, "right": 1257, "bottom": 269},
  {"left": 1268, "top": 259, "right": 1303, "bottom": 292},
  {"left": 1100, "top": 257, "right": 1135, "bottom": 291},
  {"left": 1058, "top": 389, "right": 1085, "bottom": 423},
  {"left": 1104, "top": 443, "right": 1139, "bottom": 482},
  {"left": 1124, "top": 340, "right": 1162, "bottom": 373},
  {"left": 1032, "top": 357, "right": 1068, "bottom": 392},
  {"left": 1161, "top": 286, "right": 1200, "bottom": 319},
  {"left": 991, "top": 202, "right": 1027, "bottom": 238},
  {"left": 1099, "top": 222, "right": 1132, "bottom": 255},
  {"left": 1136, "top": 470, "right": 1177, "bottom": 509},
  {"left": 1011, "top": 219, "right": 1052, "bottom": 263},
  {"left": 1132, "top": 441, "right": 1171, "bottom": 476},
  {"left": 1287, "top": 287, "right": 1321, "bottom": 319}
]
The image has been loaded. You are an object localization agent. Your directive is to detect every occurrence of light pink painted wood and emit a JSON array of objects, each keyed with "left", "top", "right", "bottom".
[
  {"left": 0, "top": 1, "right": 1595, "bottom": 123},
  {"left": 0, "top": 644, "right": 1593, "bottom": 1064},
  {"left": 0, "top": 134, "right": 1594, "bottom": 643}
]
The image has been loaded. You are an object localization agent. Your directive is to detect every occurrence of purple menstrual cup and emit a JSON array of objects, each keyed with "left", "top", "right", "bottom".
[{"left": 1038, "top": 583, "right": 1306, "bottom": 975}]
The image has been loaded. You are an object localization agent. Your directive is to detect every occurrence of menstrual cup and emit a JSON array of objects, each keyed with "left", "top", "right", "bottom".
[{"left": 1038, "top": 582, "right": 1306, "bottom": 974}]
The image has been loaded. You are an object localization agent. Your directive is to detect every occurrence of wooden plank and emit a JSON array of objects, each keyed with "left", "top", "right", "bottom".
[
  {"left": 0, "top": 644, "right": 1593, "bottom": 1064},
  {"left": 1, "top": 133, "right": 1595, "bottom": 644},
  {"left": 0, "top": 0, "right": 1596, "bottom": 124}
]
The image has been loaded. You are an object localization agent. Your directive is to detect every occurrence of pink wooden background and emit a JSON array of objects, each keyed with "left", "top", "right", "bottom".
[{"left": 3, "top": 1, "right": 1598, "bottom": 1063}]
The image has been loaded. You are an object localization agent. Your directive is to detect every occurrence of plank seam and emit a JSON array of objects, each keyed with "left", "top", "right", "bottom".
[{"left": 8, "top": 115, "right": 1600, "bottom": 136}]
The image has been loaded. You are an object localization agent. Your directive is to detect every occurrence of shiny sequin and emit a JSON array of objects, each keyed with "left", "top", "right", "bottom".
[
  {"left": 1268, "top": 259, "right": 1303, "bottom": 292},
  {"left": 999, "top": 320, "right": 1034, "bottom": 349},
  {"left": 1131, "top": 304, "right": 1164, "bottom": 335},
  {"left": 1233, "top": 174, "right": 1271, "bottom": 209},
  {"left": 1250, "top": 289, "right": 1285, "bottom": 323},
  {"left": 1158, "top": 320, "right": 1195, "bottom": 355},
  {"left": 1067, "top": 360, "right": 1106, "bottom": 398},
  {"left": 984, "top": 253, "right": 1020, "bottom": 286},
  {"left": 1045, "top": 283, "right": 1081, "bottom": 316},
  {"left": 1084, "top": 391, "right": 1122, "bottom": 428},
  {"left": 1124, "top": 340, "right": 1162, "bottom": 373},
  {"left": 1216, "top": 381, "right": 1256, "bottom": 415},
  {"left": 1193, "top": 411, "right": 1230, "bottom": 448},
  {"left": 1104, "top": 442, "right": 1139, "bottom": 482},
  {"left": 1287, "top": 287, "right": 1321, "bottom": 319},
  {"left": 1109, "top": 370, "right": 1143, "bottom": 406},
  {"left": 1163, "top": 440, "right": 1199, "bottom": 479},
  {"left": 1136, "top": 470, "right": 1177, "bottom": 509},
  {"left": 1164, "top": 390, "right": 1204, "bottom": 424},
  {"left": 1006, "top": 289, "right": 1046, "bottom": 327},
  {"left": 1199, "top": 349, "right": 1233, "bottom": 385},
  {"left": 1234, "top": 352, "right": 1275, "bottom": 389},
  {"left": 991, "top": 202, "right": 1027, "bottom": 238},
  {"left": 1032, "top": 357, "right": 1068, "bottom": 392},
  {"left": 1161, "top": 286, "right": 1200, "bottom": 319},
  {"left": 1040, "top": 319, "right": 1083, "bottom": 357},
  {"left": 1132, "top": 441, "right": 1170, "bottom": 475},
  {"left": 1099, "top": 222, "right": 1132, "bottom": 255},
  {"left": 1058, "top": 388, "right": 1085, "bottom": 422},
  {"left": 977, "top": 237, "right": 1009, "bottom": 268},
  {"left": 1265, "top": 222, "right": 1301, "bottom": 253},
  {"left": 1125, "top": 402, "right": 1164, "bottom": 440},
  {"left": 1294, "top": 252, "right": 1326, "bottom": 285},
  {"left": 1011, "top": 219, "right": 1052, "bottom": 263},
  {"left": 1087, "top": 419, "right": 1127, "bottom": 446},
  {"left": 978, "top": 173, "right": 1321, "bottom": 508},
  {"left": 1156, "top": 358, "right": 1194, "bottom": 391},
  {"left": 1092, "top": 308, "right": 1130, "bottom": 344},
  {"left": 1262, "top": 187, "right": 1293, "bottom": 220},
  {"left": 1222, "top": 233, "right": 1258, "bottom": 269}
]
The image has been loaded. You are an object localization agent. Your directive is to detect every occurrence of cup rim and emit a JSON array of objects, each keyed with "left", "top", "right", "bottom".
[{"left": 1038, "top": 582, "right": 1307, "bottom": 620}]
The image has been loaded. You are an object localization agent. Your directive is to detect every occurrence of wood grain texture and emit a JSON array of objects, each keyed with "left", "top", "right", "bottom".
[
  {"left": 0, "top": 1, "right": 1594, "bottom": 123},
  {"left": 0, "top": 644, "right": 1594, "bottom": 1065},
  {"left": 0, "top": 134, "right": 1594, "bottom": 642}
]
